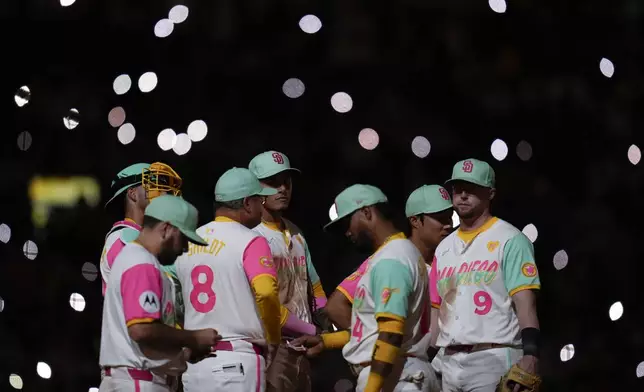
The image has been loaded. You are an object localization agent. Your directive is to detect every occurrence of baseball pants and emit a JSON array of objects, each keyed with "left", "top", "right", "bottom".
[
  {"left": 182, "top": 350, "right": 266, "bottom": 392},
  {"left": 356, "top": 357, "right": 440, "bottom": 392},
  {"left": 99, "top": 368, "right": 174, "bottom": 392},
  {"left": 441, "top": 347, "right": 522, "bottom": 392},
  {"left": 265, "top": 341, "right": 311, "bottom": 392}
]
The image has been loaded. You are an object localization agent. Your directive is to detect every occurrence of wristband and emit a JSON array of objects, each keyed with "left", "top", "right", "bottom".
[
  {"left": 373, "top": 339, "right": 400, "bottom": 365},
  {"left": 521, "top": 327, "right": 541, "bottom": 358},
  {"left": 321, "top": 330, "right": 350, "bottom": 349}
]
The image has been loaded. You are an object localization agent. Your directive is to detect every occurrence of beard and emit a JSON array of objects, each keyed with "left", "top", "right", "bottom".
[
  {"left": 353, "top": 230, "right": 375, "bottom": 254},
  {"left": 158, "top": 242, "right": 180, "bottom": 265},
  {"left": 455, "top": 204, "right": 476, "bottom": 220}
]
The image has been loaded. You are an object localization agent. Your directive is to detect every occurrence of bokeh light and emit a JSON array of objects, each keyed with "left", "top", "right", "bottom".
[
  {"left": 23, "top": 240, "right": 38, "bottom": 260},
  {"left": 9, "top": 374, "right": 23, "bottom": 390},
  {"left": 491, "top": 139, "right": 508, "bottom": 161},
  {"left": 627, "top": 144, "right": 641, "bottom": 165},
  {"left": 138, "top": 72, "right": 158, "bottom": 93},
  {"left": 14, "top": 86, "right": 31, "bottom": 107},
  {"left": 329, "top": 204, "right": 338, "bottom": 221},
  {"left": 553, "top": 249, "right": 568, "bottom": 270},
  {"left": 636, "top": 362, "right": 644, "bottom": 378},
  {"left": 452, "top": 211, "right": 460, "bottom": 228},
  {"left": 331, "top": 92, "right": 353, "bottom": 113},
  {"left": 108, "top": 107, "right": 126, "bottom": 128},
  {"left": 0, "top": 223, "right": 11, "bottom": 243},
  {"left": 173, "top": 133, "right": 192, "bottom": 155},
  {"left": 89, "top": 388, "right": 99, "bottom": 392},
  {"left": 158, "top": 129, "right": 177, "bottom": 151},
  {"left": 117, "top": 123, "right": 136, "bottom": 145},
  {"left": 17, "top": 132, "right": 32, "bottom": 152},
  {"left": 187, "top": 120, "right": 208, "bottom": 142},
  {"left": 358, "top": 128, "right": 379, "bottom": 150},
  {"left": 0, "top": 296, "right": 4, "bottom": 312},
  {"left": 299, "top": 15, "right": 322, "bottom": 34},
  {"left": 282, "top": 78, "right": 305, "bottom": 99},
  {"left": 82, "top": 262, "right": 98, "bottom": 282},
  {"left": 516, "top": 140, "right": 533, "bottom": 161},
  {"left": 560, "top": 344, "right": 575, "bottom": 362},
  {"left": 154, "top": 19, "right": 174, "bottom": 38},
  {"left": 522, "top": 223, "right": 538, "bottom": 242},
  {"left": 70, "top": 293, "right": 86, "bottom": 312},
  {"left": 169, "top": 5, "right": 189, "bottom": 24},
  {"left": 36, "top": 362, "right": 51, "bottom": 379},
  {"left": 113, "top": 75, "right": 132, "bottom": 95},
  {"left": 489, "top": 0, "right": 507, "bottom": 13},
  {"left": 609, "top": 301, "right": 623, "bottom": 321},
  {"left": 411, "top": 136, "right": 431, "bottom": 158},
  {"left": 60, "top": 0, "right": 75, "bottom": 7},
  {"left": 63, "top": 108, "right": 80, "bottom": 130},
  {"left": 600, "top": 58, "right": 614, "bottom": 78}
]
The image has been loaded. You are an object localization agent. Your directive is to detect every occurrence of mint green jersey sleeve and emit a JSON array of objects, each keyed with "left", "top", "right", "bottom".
[
  {"left": 304, "top": 240, "right": 321, "bottom": 286},
  {"left": 370, "top": 258, "right": 414, "bottom": 320},
  {"left": 502, "top": 233, "right": 541, "bottom": 296}
]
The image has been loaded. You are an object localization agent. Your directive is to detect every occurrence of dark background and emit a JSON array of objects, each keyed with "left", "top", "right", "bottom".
[{"left": 2, "top": 0, "right": 643, "bottom": 390}]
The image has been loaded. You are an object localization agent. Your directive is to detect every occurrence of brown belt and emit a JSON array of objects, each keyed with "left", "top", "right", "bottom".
[
  {"left": 444, "top": 343, "right": 518, "bottom": 355},
  {"left": 350, "top": 353, "right": 419, "bottom": 377}
]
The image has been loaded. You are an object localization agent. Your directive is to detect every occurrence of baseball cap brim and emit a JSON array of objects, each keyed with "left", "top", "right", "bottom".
[
  {"left": 105, "top": 184, "right": 139, "bottom": 207},
  {"left": 408, "top": 205, "right": 453, "bottom": 217},
  {"left": 178, "top": 227, "right": 208, "bottom": 246},
  {"left": 323, "top": 207, "right": 356, "bottom": 231},
  {"left": 256, "top": 167, "right": 301, "bottom": 180},
  {"left": 445, "top": 176, "right": 491, "bottom": 188},
  {"left": 257, "top": 187, "right": 278, "bottom": 197}
]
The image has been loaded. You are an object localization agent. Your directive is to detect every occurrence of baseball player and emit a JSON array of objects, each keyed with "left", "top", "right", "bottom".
[
  {"left": 249, "top": 151, "right": 329, "bottom": 392},
  {"left": 175, "top": 168, "right": 282, "bottom": 392},
  {"left": 429, "top": 159, "right": 542, "bottom": 392},
  {"left": 291, "top": 184, "right": 432, "bottom": 392},
  {"left": 100, "top": 162, "right": 182, "bottom": 296},
  {"left": 324, "top": 185, "right": 453, "bottom": 392},
  {"left": 99, "top": 195, "right": 221, "bottom": 392}
]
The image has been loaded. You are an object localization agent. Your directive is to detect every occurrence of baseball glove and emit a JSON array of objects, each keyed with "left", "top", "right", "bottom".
[{"left": 496, "top": 364, "right": 541, "bottom": 392}]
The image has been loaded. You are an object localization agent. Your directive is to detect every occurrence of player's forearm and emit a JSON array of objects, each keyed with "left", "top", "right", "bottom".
[
  {"left": 428, "top": 307, "right": 439, "bottom": 347},
  {"left": 250, "top": 274, "right": 282, "bottom": 344},
  {"left": 283, "top": 312, "right": 317, "bottom": 336},
  {"left": 325, "top": 290, "right": 352, "bottom": 330},
  {"left": 128, "top": 321, "right": 197, "bottom": 352},
  {"left": 513, "top": 289, "right": 539, "bottom": 330},
  {"left": 320, "top": 329, "right": 351, "bottom": 350},
  {"left": 365, "top": 325, "right": 404, "bottom": 392}
]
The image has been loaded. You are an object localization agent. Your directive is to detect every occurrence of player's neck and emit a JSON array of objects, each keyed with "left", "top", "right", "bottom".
[
  {"left": 459, "top": 210, "right": 493, "bottom": 232},
  {"left": 135, "top": 232, "right": 161, "bottom": 257},
  {"left": 410, "top": 232, "right": 435, "bottom": 263},
  {"left": 261, "top": 208, "right": 284, "bottom": 229},
  {"left": 124, "top": 205, "right": 144, "bottom": 226},
  {"left": 371, "top": 223, "right": 400, "bottom": 251}
]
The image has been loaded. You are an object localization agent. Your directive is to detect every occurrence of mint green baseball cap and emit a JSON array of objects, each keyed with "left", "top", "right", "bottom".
[
  {"left": 144, "top": 195, "right": 208, "bottom": 246},
  {"left": 324, "top": 184, "right": 388, "bottom": 230},
  {"left": 445, "top": 159, "right": 496, "bottom": 188},
  {"left": 405, "top": 185, "right": 453, "bottom": 217},
  {"left": 248, "top": 151, "right": 301, "bottom": 179},
  {"left": 105, "top": 162, "right": 150, "bottom": 207},
  {"left": 215, "top": 167, "right": 277, "bottom": 202}
]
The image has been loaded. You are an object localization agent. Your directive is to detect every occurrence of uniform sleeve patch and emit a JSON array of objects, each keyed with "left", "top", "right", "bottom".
[
  {"left": 259, "top": 256, "right": 274, "bottom": 268},
  {"left": 487, "top": 240, "right": 500, "bottom": 252},
  {"left": 380, "top": 287, "right": 400, "bottom": 305},
  {"left": 521, "top": 262, "right": 538, "bottom": 277},
  {"left": 139, "top": 291, "right": 160, "bottom": 313}
]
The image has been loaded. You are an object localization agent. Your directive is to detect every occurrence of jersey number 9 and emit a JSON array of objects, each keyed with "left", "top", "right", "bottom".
[
  {"left": 473, "top": 290, "right": 492, "bottom": 315},
  {"left": 189, "top": 265, "right": 216, "bottom": 313}
]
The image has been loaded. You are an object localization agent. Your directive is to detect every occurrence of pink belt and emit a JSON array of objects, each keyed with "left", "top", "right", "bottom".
[
  {"left": 103, "top": 367, "right": 174, "bottom": 387},
  {"left": 214, "top": 340, "right": 264, "bottom": 356}
]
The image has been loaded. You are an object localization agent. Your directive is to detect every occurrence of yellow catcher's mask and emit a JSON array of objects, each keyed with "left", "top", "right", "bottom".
[{"left": 143, "top": 162, "right": 183, "bottom": 200}]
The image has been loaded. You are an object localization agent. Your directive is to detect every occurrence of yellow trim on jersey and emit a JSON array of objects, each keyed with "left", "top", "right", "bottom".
[
  {"left": 261, "top": 220, "right": 292, "bottom": 249},
  {"left": 262, "top": 219, "right": 282, "bottom": 231},
  {"left": 124, "top": 217, "right": 137, "bottom": 224},
  {"left": 336, "top": 286, "right": 353, "bottom": 304},
  {"left": 375, "top": 312, "right": 405, "bottom": 323},
  {"left": 378, "top": 318, "right": 405, "bottom": 335},
  {"left": 214, "top": 216, "right": 237, "bottom": 223},
  {"left": 312, "top": 281, "right": 326, "bottom": 299},
  {"left": 373, "top": 339, "right": 401, "bottom": 364},
  {"left": 251, "top": 273, "right": 278, "bottom": 286},
  {"left": 456, "top": 217, "right": 499, "bottom": 243},
  {"left": 321, "top": 330, "right": 350, "bottom": 349},
  {"left": 431, "top": 303, "right": 440, "bottom": 309},
  {"left": 509, "top": 284, "right": 541, "bottom": 297},
  {"left": 126, "top": 317, "right": 155, "bottom": 327},
  {"left": 279, "top": 305, "right": 290, "bottom": 327},
  {"left": 373, "top": 232, "right": 406, "bottom": 255}
]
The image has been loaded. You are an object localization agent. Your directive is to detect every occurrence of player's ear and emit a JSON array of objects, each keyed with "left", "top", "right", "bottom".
[
  {"left": 409, "top": 216, "right": 422, "bottom": 229},
  {"left": 489, "top": 188, "right": 496, "bottom": 201},
  {"left": 126, "top": 187, "right": 138, "bottom": 204},
  {"left": 360, "top": 206, "right": 373, "bottom": 222}
]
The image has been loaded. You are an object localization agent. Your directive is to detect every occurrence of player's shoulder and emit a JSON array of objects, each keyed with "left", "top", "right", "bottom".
[
  {"left": 283, "top": 218, "right": 303, "bottom": 236},
  {"left": 115, "top": 243, "right": 158, "bottom": 270},
  {"left": 491, "top": 218, "right": 524, "bottom": 241}
]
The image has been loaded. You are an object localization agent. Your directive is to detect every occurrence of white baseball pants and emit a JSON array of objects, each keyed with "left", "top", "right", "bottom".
[
  {"left": 182, "top": 351, "right": 266, "bottom": 392},
  {"left": 98, "top": 368, "right": 173, "bottom": 392},
  {"left": 356, "top": 357, "right": 441, "bottom": 392},
  {"left": 441, "top": 347, "right": 522, "bottom": 392}
]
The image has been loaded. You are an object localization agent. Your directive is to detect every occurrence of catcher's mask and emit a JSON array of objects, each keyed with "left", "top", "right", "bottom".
[{"left": 105, "top": 162, "right": 182, "bottom": 207}]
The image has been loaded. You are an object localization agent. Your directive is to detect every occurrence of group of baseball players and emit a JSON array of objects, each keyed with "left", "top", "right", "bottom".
[{"left": 97, "top": 151, "right": 543, "bottom": 392}]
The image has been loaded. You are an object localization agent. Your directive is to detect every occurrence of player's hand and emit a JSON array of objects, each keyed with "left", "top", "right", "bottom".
[
  {"left": 288, "top": 335, "right": 324, "bottom": 358},
  {"left": 510, "top": 355, "right": 539, "bottom": 392},
  {"left": 189, "top": 328, "right": 222, "bottom": 362}
]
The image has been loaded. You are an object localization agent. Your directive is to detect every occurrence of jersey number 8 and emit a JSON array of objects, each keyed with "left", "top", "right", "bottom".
[{"left": 189, "top": 265, "right": 216, "bottom": 313}]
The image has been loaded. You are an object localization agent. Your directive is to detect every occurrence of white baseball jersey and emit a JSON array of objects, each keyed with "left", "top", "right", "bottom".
[
  {"left": 99, "top": 242, "right": 176, "bottom": 369},
  {"left": 176, "top": 217, "right": 276, "bottom": 341},
  {"left": 343, "top": 234, "right": 429, "bottom": 365},
  {"left": 100, "top": 219, "right": 141, "bottom": 296},
  {"left": 254, "top": 220, "right": 322, "bottom": 324},
  {"left": 430, "top": 217, "right": 541, "bottom": 347}
]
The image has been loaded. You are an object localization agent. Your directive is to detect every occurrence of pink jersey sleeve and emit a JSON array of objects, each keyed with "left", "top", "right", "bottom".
[
  {"left": 336, "top": 259, "right": 370, "bottom": 303},
  {"left": 242, "top": 236, "right": 278, "bottom": 281},
  {"left": 102, "top": 238, "right": 126, "bottom": 296},
  {"left": 120, "top": 263, "right": 163, "bottom": 326},
  {"left": 430, "top": 256, "right": 441, "bottom": 308}
]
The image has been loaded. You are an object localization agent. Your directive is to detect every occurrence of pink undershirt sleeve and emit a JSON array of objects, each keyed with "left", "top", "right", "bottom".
[{"left": 430, "top": 256, "right": 442, "bottom": 307}]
